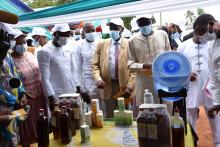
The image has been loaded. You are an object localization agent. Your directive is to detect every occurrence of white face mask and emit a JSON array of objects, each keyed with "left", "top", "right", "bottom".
[
  {"left": 32, "top": 39, "right": 39, "bottom": 47},
  {"left": 199, "top": 31, "right": 217, "bottom": 44},
  {"left": 10, "top": 40, "right": 16, "bottom": 49},
  {"left": 85, "top": 32, "right": 96, "bottom": 42},
  {"left": 57, "top": 37, "right": 69, "bottom": 46},
  {"left": 15, "top": 44, "right": 27, "bottom": 54}
]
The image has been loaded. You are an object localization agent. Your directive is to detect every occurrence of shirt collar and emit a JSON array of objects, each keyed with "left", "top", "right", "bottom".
[{"left": 112, "top": 37, "right": 122, "bottom": 45}]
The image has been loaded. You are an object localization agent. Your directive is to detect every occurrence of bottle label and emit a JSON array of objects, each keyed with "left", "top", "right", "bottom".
[
  {"left": 73, "top": 108, "right": 80, "bottom": 119},
  {"left": 147, "top": 124, "right": 158, "bottom": 139},
  {"left": 137, "top": 123, "right": 147, "bottom": 138}
]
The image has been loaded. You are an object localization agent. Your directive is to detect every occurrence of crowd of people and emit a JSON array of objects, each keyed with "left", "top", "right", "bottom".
[{"left": 0, "top": 9, "right": 220, "bottom": 147}]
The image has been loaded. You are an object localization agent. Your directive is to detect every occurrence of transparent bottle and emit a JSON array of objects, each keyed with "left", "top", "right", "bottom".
[
  {"left": 51, "top": 103, "right": 61, "bottom": 140},
  {"left": 144, "top": 89, "right": 154, "bottom": 104}
]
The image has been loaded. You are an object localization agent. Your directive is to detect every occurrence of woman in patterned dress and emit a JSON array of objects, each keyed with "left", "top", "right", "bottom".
[{"left": 11, "top": 29, "right": 47, "bottom": 147}]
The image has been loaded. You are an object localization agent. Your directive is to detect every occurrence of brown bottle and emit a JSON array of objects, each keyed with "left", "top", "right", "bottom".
[
  {"left": 66, "top": 101, "right": 76, "bottom": 137},
  {"left": 37, "top": 109, "right": 49, "bottom": 147},
  {"left": 51, "top": 103, "right": 61, "bottom": 140},
  {"left": 171, "top": 109, "right": 185, "bottom": 147},
  {"left": 60, "top": 106, "right": 72, "bottom": 144},
  {"left": 71, "top": 101, "right": 81, "bottom": 129},
  {"left": 137, "top": 110, "right": 147, "bottom": 147}
]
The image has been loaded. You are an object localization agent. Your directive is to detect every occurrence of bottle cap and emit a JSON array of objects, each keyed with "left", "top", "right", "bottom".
[{"left": 144, "top": 89, "right": 149, "bottom": 93}]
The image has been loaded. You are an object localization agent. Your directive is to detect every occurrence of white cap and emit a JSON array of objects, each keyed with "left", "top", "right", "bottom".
[
  {"left": 123, "top": 28, "right": 131, "bottom": 38},
  {"left": 136, "top": 14, "right": 152, "bottom": 22},
  {"left": 107, "top": 18, "right": 124, "bottom": 28},
  {"left": 13, "top": 29, "right": 26, "bottom": 39},
  {"left": 0, "top": 23, "right": 16, "bottom": 35},
  {"left": 31, "top": 27, "right": 47, "bottom": 37},
  {"left": 52, "top": 23, "right": 70, "bottom": 32},
  {"left": 131, "top": 18, "right": 139, "bottom": 31}
]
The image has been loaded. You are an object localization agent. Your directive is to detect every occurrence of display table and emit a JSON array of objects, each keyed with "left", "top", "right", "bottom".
[{"left": 34, "top": 120, "right": 194, "bottom": 147}]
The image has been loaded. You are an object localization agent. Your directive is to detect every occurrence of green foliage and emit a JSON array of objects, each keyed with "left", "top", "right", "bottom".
[
  {"left": 185, "top": 8, "right": 205, "bottom": 26},
  {"left": 121, "top": 16, "right": 134, "bottom": 30},
  {"left": 197, "top": 8, "right": 205, "bottom": 16},
  {"left": 22, "top": 0, "right": 76, "bottom": 8}
]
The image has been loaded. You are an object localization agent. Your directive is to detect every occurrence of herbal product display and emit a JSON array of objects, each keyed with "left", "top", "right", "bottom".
[
  {"left": 60, "top": 106, "right": 72, "bottom": 144},
  {"left": 37, "top": 109, "right": 49, "bottom": 147},
  {"left": 51, "top": 103, "right": 61, "bottom": 140},
  {"left": 137, "top": 104, "right": 172, "bottom": 147},
  {"left": 114, "top": 97, "right": 133, "bottom": 126},
  {"left": 171, "top": 109, "right": 185, "bottom": 147}
]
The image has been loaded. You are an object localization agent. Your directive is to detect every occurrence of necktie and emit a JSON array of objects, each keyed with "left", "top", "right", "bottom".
[{"left": 114, "top": 41, "right": 119, "bottom": 79}]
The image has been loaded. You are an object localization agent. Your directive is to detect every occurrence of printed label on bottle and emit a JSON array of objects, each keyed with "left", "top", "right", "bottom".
[
  {"left": 137, "top": 123, "right": 147, "bottom": 138},
  {"left": 73, "top": 108, "right": 80, "bottom": 119},
  {"left": 147, "top": 124, "right": 158, "bottom": 139}
]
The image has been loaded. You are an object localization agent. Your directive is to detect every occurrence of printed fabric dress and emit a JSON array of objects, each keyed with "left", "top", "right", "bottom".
[{"left": 12, "top": 51, "right": 47, "bottom": 146}]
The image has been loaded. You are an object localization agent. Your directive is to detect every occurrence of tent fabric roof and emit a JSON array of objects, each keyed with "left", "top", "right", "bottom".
[
  {"left": 0, "top": 0, "right": 33, "bottom": 15},
  {"left": 16, "top": 0, "right": 220, "bottom": 27}
]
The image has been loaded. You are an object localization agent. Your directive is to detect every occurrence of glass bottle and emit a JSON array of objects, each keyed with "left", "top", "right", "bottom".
[
  {"left": 37, "top": 109, "right": 49, "bottom": 147},
  {"left": 71, "top": 100, "right": 81, "bottom": 129},
  {"left": 137, "top": 110, "right": 147, "bottom": 147},
  {"left": 171, "top": 109, "right": 185, "bottom": 147},
  {"left": 66, "top": 101, "right": 76, "bottom": 137},
  {"left": 60, "top": 106, "right": 72, "bottom": 144},
  {"left": 51, "top": 103, "right": 61, "bottom": 140}
]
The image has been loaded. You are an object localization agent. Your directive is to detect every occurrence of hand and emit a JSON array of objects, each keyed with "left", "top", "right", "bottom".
[
  {"left": 76, "top": 86, "right": 81, "bottom": 93},
  {"left": 0, "top": 108, "right": 12, "bottom": 116},
  {"left": 97, "top": 80, "right": 105, "bottom": 89},
  {"left": 0, "top": 115, "right": 13, "bottom": 127},
  {"left": 143, "top": 64, "right": 152, "bottom": 70},
  {"left": 0, "top": 29, "right": 11, "bottom": 64},
  {"left": 122, "top": 87, "right": 132, "bottom": 99},
  {"left": 81, "top": 92, "right": 91, "bottom": 104},
  {"left": 208, "top": 105, "right": 220, "bottom": 119},
  {"left": 190, "top": 72, "right": 197, "bottom": 81},
  {"left": 21, "top": 94, "right": 28, "bottom": 106}
]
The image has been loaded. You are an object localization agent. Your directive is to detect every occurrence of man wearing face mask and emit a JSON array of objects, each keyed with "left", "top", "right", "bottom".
[
  {"left": 30, "top": 27, "right": 48, "bottom": 58},
  {"left": 128, "top": 15, "right": 170, "bottom": 108},
  {"left": 37, "top": 23, "right": 76, "bottom": 111},
  {"left": 74, "top": 22, "right": 99, "bottom": 105},
  {"left": 74, "top": 29, "right": 81, "bottom": 41},
  {"left": 92, "top": 18, "right": 135, "bottom": 118},
  {"left": 177, "top": 14, "right": 220, "bottom": 146}
]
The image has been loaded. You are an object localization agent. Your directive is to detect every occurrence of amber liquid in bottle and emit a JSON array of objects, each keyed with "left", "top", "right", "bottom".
[
  {"left": 37, "top": 109, "right": 49, "bottom": 147},
  {"left": 51, "top": 103, "right": 61, "bottom": 140},
  {"left": 137, "top": 111, "right": 148, "bottom": 147},
  {"left": 60, "top": 106, "right": 72, "bottom": 144},
  {"left": 171, "top": 109, "right": 185, "bottom": 147},
  {"left": 71, "top": 101, "right": 81, "bottom": 129},
  {"left": 66, "top": 101, "right": 76, "bottom": 137}
]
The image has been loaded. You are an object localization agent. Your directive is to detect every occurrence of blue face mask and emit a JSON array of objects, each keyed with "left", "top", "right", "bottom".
[
  {"left": 15, "top": 44, "right": 27, "bottom": 54},
  {"left": 85, "top": 32, "right": 96, "bottom": 42},
  {"left": 32, "top": 39, "right": 39, "bottom": 47},
  {"left": 171, "top": 32, "right": 181, "bottom": 39},
  {"left": 139, "top": 25, "right": 152, "bottom": 36},
  {"left": 75, "top": 35, "right": 81, "bottom": 41},
  {"left": 110, "top": 31, "right": 121, "bottom": 41}
]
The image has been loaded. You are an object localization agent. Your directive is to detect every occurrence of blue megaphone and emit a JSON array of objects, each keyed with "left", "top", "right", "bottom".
[{"left": 152, "top": 51, "right": 191, "bottom": 102}]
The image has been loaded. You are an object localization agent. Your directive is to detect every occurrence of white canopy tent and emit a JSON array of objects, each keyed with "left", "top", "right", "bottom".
[{"left": 15, "top": 0, "right": 220, "bottom": 27}]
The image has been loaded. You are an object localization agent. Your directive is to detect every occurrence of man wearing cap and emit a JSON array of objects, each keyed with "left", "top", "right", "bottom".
[
  {"left": 177, "top": 14, "right": 220, "bottom": 146},
  {"left": 92, "top": 18, "right": 135, "bottom": 118},
  {"left": 74, "top": 22, "right": 99, "bottom": 104},
  {"left": 30, "top": 27, "right": 48, "bottom": 58},
  {"left": 131, "top": 17, "right": 139, "bottom": 37},
  {"left": 128, "top": 15, "right": 170, "bottom": 107},
  {"left": 37, "top": 23, "right": 76, "bottom": 111},
  {"left": 0, "top": 10, "right": 27, "bottom": 147}
]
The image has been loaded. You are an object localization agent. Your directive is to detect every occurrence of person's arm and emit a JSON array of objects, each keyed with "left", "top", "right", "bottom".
[
  {"left": 92, "top": 40, "right": 103, "bottom": 82},
  {"left": 164, "top": 31, "right": 171, "bottom": 51},
  {"left": 127, "top": 39, "right": 144, "bottom": 71},
  {"left": 74, "top": 45, "right": 85, "bottom": 92}
]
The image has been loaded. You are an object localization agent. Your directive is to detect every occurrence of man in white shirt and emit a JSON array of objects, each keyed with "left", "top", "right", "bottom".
[
  {"left": 178, "top": 14, "right": 220, "bottom": 147},
  {"left": 74, "top": 22, "right": 99, "bottom": 104},
  {"left": 37, "top": 23, "right": 76, "bottom": 111},
  {"left": 31, "top": 27, "right": 48, "bottom": 58}
]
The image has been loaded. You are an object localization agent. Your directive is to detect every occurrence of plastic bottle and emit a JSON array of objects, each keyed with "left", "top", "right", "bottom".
[
  {"left": 137, "top": 110, "right": 147, "bottom": 147},
  {"left": 144, "top": 89, "right": 154, "bottom": 104},
  {"left": 37, "top": 109, "right": 49, "bottom": 147},
  {"left": 171, "top": 109, "right": 185, "bottom": 147},
  {"left": 51, "top": 103, "right": 61, "bottom": 140},
  {"left": 60, "top": 106, "right": 72, "bottom": 144},
  {"left": 146, "top": 110, "right": 158, "bottom": 147},
  {"left": 71, "top": 100, "right": 81, "bottom": 129},
  {"left": 80, "top": 123, "right": 90, "bottom": 143}
]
